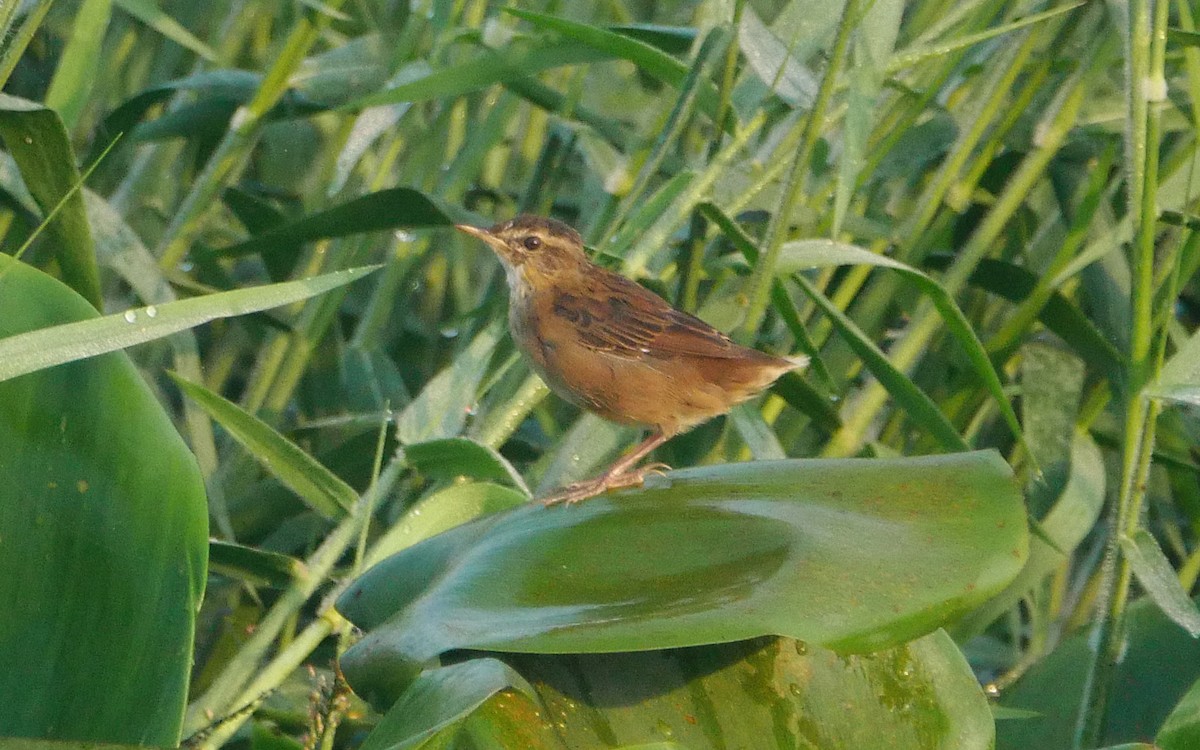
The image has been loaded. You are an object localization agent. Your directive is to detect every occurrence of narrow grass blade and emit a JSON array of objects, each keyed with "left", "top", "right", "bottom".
[
  {"left": 779, "top": 240, "right": 1024, "bottom": 451},
  {"left": 172, "top": 375, "right": 357, "bottom": 519},
  {"left": 112, "top": 0, "right": 222, "bottom": 63},
  {"left": 218, "top": 188, "right": 462, "bottom": 258},
  {"left": 0, "top": 262, "right": 379, "bottom": 382}
]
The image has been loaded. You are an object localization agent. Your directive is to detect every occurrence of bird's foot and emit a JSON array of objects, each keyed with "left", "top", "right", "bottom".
[{"left": 540, "top": 462, "right": 673, "bottom": 506}]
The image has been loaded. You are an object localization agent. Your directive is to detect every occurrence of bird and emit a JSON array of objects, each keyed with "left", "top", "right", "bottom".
[{"left": 457, "top": 215, "right": 805, "bottom": 505}]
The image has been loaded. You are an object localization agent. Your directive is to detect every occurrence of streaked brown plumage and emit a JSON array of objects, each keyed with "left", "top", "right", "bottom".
[{"left": 458, "top": 215, "right": 804, "bottom": 505}]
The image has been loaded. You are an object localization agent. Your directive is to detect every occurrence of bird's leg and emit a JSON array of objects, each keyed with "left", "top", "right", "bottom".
[{"left": 541, "top": 430, "right": 671, "bottom": 506}]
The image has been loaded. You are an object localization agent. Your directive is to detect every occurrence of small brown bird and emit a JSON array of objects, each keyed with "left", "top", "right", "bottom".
[{"left": 457, "top": 215, "right": 805, "bottom": 505}]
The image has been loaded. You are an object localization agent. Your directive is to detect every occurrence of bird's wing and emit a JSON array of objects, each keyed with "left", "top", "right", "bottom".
[{"left": 550, "top": 269, "right": 749, "bottom": 360}]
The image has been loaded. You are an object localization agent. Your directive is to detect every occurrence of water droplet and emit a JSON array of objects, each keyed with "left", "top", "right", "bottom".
[
  {"left": 984, "top": 683, "right": 1000, "bottom": 698},
  {"left": 793, "top": 640, "right": 808, "bottom": 656},
  {"left": 788, "top": 682, "right": 802, "bottom": 696},
  {"left": 655, "top": 720, "right": 673, "bottom": 738},
  {"left": 570, "top": 454, "right": 581, "bottom": 465},
  {"left": 145, "top": 305, "right": 158, "bottom": 318},
  {"left": 123, "top": 310, "right": 136, "bottom": 323}
]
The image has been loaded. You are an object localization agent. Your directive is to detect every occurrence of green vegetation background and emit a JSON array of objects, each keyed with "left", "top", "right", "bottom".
[{"left": 0, "top": 0, "right": 1198, "bottom": 749}]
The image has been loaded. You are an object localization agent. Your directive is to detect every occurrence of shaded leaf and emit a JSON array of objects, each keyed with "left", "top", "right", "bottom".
[
  {"left": 208, "top": 540, "right": 305, "bottom": 588},
  {"left": 999, "top": 596, "right": 1200, "bottom": 749},
  {"left": 358, "top": 659, "right": 537, "bottom": 750},
  {"left": 112, "top": 0, "right": 221, "bottom": 62},
  {"left": 403, "top": 437, "right": 531, "bottom": 496},
  {"left": 0, "top": 94, "right": 101, "bottom": 308}
]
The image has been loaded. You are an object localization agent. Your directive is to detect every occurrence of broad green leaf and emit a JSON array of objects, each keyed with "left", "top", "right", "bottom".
[
  {"left": 0, "top": 253, "right": 207, "bottom": 743},
  {"left": 172, "top": 375, "right": 357, "bottom": 519},
  {"left": 394, "top": 321, "right": 505, "bottom": 445},
  {"left": 112, "top": 0, "right": 221, "bottom": 62},
  {"left": 0, "top": 94, "right": 101, "bottom": 308},
  {"left": 219, "top": 188, "right": 462, "bottom": 259},
  {"left": 0, "top": 262, "right": 379, "bottom": 382},
  {"left": 338, "top": 451, "right": 1026, "bottom": 695},
  {"left": 1020, "top": 341, "right": 1086, "bottom": 517},
  {"left": 998, "top": 596, "right": 1200, "bottom": 749},
  {"left": 358, "top": 659, "right": 537, "bottom": 750},
  {"left": 1121, "top": 529, "right": 1200, "bottom": 637},
  {"left": 1159, "top": 674, "right": 1200, "bottom": 750},
  {"left": 460, "top": 631, "right": 992, "bottom": 750},
  {"left": 208, "top": 540, "right": 305, "bottom": 588},
  {"left": 778, "top": 240, "right": 1024, "bottom": 452},
  {"left": 1146, "top": 324, "right": 1200, "bottom": 406},
  {"left": 403, "top": 437, "right": 531, "bottom": 496}
]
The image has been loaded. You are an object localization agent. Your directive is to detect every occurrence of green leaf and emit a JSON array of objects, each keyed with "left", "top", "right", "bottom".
[
  {"left": 395, "top": 321, "right": 505, "bottom": 445},
  {"left": 1146, "top": 324, "right": 1200, "bottom": 406},
  {"left": 43, "top": 0, "right": 111, "bottom": 129},
  {"left": 504, "top": 9, "right": 730, "bottom": 130},
  {"left": 0, "top": 262, "right": 379, "bottom": 382},
  {"left": 473, "top": 631, "right": 993, "bottom": 750},
  {"left": 999, "top": 596, "right": 1200, "bottom": 749},
  {"left": 924, "top": 254, "right": 1123, "bottom": 379},
  {"left": 345, "top": 41, "right": 610, "bottom": 110},
  {"left": 208, "top": 540, "right": 305, "bottom": 588},
  {"left": 338, "top": 451, "right": 1026, "bottom": 694},
  {"left": 218, "top": 187, "right": 461, "bottom": 259},
  {"left": 358, "top": 659, "right": 537, "bottom": 750},
  {"left": 403, "top": 437, "right": 531, "bottom": 496},
  {"left": 791, "top": 272, "right": 968, "bottom": 452},
  {"left": 833, "top": 0, "right": 901, "bottom": 236},
  {"left": 778, "top": 240, "right": 1025, "bottom": 452},
  {"left": 0, "top": 94, "right": 102, "bottom": 308},
  {"left": 172, "top": 375, "right": 357, "bottom": 519},
  {"left": 1120, "top": 529, "right": 1200, "bottom": 637},
  {"left": 0, "top": 253, "right": 207, "bottom": 743},
  {"left": 364, "top": 482, "right": 529, "bottom": 571},
  {"left": 951, "top": 430, "right": 1104, "bottom": 638},
  {"left": 112, "top": 0, "right": 221, "bottom": 63},
  {"left": 1159, "top": 674, "right": 1200, "bottom": 750}
]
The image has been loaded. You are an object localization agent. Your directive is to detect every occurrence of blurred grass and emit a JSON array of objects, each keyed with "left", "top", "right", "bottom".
[{"left": 3, "top": 0, "right": 1200, "bottom": 747}]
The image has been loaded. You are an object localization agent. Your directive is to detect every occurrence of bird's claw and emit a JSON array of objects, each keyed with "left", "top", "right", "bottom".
[{"left": 538, "top": 463, "right": 673, "bottom": 506}]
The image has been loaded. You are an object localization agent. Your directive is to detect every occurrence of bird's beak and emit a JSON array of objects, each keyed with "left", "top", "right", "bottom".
[
  {"left": 454, "top": 224, "right": 489, "bottom": 241},
  {"left": 456, "top": 223, "right": 514, "bottom": 261}
]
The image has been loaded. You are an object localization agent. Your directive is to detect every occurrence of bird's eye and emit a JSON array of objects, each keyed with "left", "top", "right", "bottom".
[{"left": 522, "top": 235, "right": 542, "bottom": 250}]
